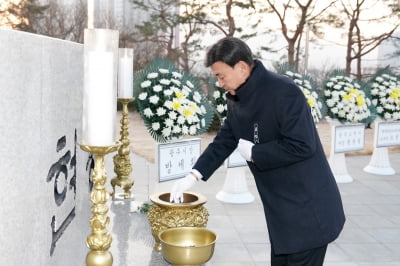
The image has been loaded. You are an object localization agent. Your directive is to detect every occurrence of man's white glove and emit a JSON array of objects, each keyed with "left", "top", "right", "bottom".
[
  {"left": 238, "top": 138, "right": 254, "bottom": 162},
  {"left": 170, "top": 173, "right": 198, "bottom": 203}
]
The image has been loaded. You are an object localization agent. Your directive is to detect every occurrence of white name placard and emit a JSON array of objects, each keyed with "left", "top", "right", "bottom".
[
  {"left": 227, "top": 148, "right": 248, "bottom": 168},
  {"left": 377, "top": 121, "right": 400, "bottom": 147},
  {"left": 334, "top": 124, "right": 365, "bottom": 153},
  {"left": 157, "top": 139, "right": 201, "bottom": 182}
]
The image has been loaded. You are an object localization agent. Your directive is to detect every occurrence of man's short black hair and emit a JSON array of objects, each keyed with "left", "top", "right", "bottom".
[{"left": 205, "top": 37, "right": 254, "bottom": 68}]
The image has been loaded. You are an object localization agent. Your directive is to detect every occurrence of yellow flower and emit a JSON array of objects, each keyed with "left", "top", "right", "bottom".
[
  {"left": 183, "top": 108, "right": 193, "bottom": 117},
  {"left": 356, "top": 95, "right": 365, "bottom": 105},
  {"left": 348, "top": 88, "right": 358, "bottom": 95},
  {"left": 390, "top": 88, "right": 400, "bottom": 100},
  {"left": 175, "top": 91, "right": 185, "bottom": 99},
  {"left": 172, "top": 100, "right": 181, "bottom": 110},
  {"left": 343, "top": 94, "right": 352, "bottom": 101},
  {"left": 307, "top": 97, "right": 315, "bottom": 107}
]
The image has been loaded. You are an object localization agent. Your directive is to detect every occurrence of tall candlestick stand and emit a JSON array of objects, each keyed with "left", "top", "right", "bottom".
[
  {"left": 79, "top": 143, "right": 119, "bottom": 266},
  {"left": 111, "top": 98, "right": 134, "bottom": 199}
]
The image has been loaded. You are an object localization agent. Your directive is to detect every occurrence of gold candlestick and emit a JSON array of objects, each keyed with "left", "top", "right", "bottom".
[
  {"left": 111, "top": 98, "right": 134, "bottom": 199},
  {"left": 79, "top": 143, "right": 119, "bottom": 266}
]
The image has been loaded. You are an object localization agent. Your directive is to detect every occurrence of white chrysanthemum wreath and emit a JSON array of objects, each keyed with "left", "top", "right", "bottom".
[
  {"left": 323, "top": 71, "right": 372, "bottom": 123},
  {"left": 135, "top": 58, "right": 214, "bottom": 143},
  {"left": 369, "top": 69, "right": 400, "bottom": 121}
]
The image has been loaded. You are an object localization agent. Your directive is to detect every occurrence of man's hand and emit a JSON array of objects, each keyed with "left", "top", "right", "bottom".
[
  {"left": 238, "top": 138, "right": 254, "bottom": 162},
  {"left": 170, "top": 173, "right": 198, "bottom": 203}
]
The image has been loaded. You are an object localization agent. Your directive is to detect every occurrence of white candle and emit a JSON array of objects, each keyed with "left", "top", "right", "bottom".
[
  {"left": 88, "top": 0, "right": 94, "bottom": 29},
  {"left": 83, "top": 51, "right": 116, "bottom": 146},
  {"left": 118, "top": 48, "right": 134, "bottom": 98},
  {"left": 83, "top": 29, "right": 119, "bottom": 147}
]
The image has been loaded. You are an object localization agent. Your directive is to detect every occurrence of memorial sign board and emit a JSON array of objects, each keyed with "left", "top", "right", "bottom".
[
  {"left": 334, "top": 124, "right": 365, "bottom": 153},
  {"left": 376, "top": 121, "right": 400, "bottom": 147},
  {"left": 157, "top": 139, "right": 201, "bottom": 182}
]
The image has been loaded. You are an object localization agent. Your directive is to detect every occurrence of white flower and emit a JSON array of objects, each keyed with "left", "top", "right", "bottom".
[
  {"left": 162, "top": 127, "right": 171, "bottom": 137},
  {"left": 147, "top": 72, "right": 158, "bottom": 79},
  {"left": 193, "top": 92, "right": 201, "bottom": 103},
  {"left": 182, "top": 125, "right": 189, "bottom": 134},
  {"left": 186, "top": 80, "right": 194, "bottom": 88},
  {"left": 177, "top": 115, "right": 185, "bottom": 124},
  {"left": 165, "top": 118, "right": 174, "bottom": 127},
  {"left": 149, "top": 95, "right": 159, "bottom": 104},
  {"left": 217, "top": 104, "right": 225, "bottom": 113},
  {"left": 213, "top": 90, "right": 221, "bottom": 99},
  {"left": 160, "top": 79, "right": 171, "bottom": 85},
  {"left": 156, "top": 107, "right": 166, "bottom": 116},
  {"left": 164, "top": 89, "right": 173, "bottom": 96},
  {"left": 159, "top": 68, "right": 169, "bottom": 74},
  {"left": 164, "top": 100, "right": 173, "bottom": 109},
  {"left": 141, "top": 80, "right": 151, "bottom": 88},
  {"left": 171, "top": 79, "right": 181, "bottom": 86},
  {"left": 143, "top": 108, "right": 153, "bottom": 117},
  {"left": 152, "top": 122, "right": 160, "bottom": 131},
  {"left": 138, "top": 92, "right": 147, "bottom": 100},
  {"left": 172, "top": 125, "right": 182, "bottom": 133},
  {"left": 169, "top": 111, "right": 177, "bottom": 120},
  {"left": 153, "top": 85, "right": 162, "bottom": 92},
  {"left": 189, "top": 125, "right": 197, "bottom": 135},
  {"left": 172, "top": 71, "right": 183, "bottom": 79}
]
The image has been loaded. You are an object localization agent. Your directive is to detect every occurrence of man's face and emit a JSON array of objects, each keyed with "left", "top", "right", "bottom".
[{"left": 211, "top": 61, "right": 249, "bottom": 95}]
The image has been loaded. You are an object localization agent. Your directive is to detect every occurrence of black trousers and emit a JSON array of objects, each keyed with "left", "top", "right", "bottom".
[{"left": 271, "top": 245, "right": 328, "bottom": 266}]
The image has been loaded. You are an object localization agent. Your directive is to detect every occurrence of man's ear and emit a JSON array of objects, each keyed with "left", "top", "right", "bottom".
[
  {"left": 235, "top": 61, "right": 251, "bottom": 77},
  {"left": 236, "top": 61, "right": 250, "bottom": 72}
]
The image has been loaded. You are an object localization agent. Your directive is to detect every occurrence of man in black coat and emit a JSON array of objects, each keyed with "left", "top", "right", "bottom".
[{"left": 170, "top": 37, "right": 345, "bottom": 266}]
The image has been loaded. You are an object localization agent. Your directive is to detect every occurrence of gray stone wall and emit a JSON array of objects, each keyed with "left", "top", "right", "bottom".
[{"left": 0, "top": 28, "right": 92, "bottom": 265}]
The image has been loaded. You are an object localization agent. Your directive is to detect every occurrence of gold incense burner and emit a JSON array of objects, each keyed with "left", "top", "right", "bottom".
[
  {"left": 159, "top": 227, "right": 217, "bottom": 266},
  {"left": 147, "top": 191, "right": 209, "bottom": 251}
]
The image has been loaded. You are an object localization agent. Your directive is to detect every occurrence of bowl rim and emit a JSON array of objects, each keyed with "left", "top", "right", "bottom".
[
  {"left": 158, "top": 226, "right": 217, "bottom": 248},
  {"left": 149, "top": 191, "right": 207, "bottom": 208}
]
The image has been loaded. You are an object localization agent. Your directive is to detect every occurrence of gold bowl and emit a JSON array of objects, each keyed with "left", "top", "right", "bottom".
[
  {"left": 159, "top": 227, "right": 217, "bottom": 266},
  {"left": 147, "top": 192, "right": 209, "bottom": 251}
]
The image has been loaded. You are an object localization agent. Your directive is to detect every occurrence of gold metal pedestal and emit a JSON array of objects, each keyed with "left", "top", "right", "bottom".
[
  {"left": 79, "top": 143, "right": 119, "bottom": 266},
  {"left": 147, "top": 192, "right": 209, "bottom": 251},
  {"left": 111, "top": 98, "right": 134, "bottom": 199}
]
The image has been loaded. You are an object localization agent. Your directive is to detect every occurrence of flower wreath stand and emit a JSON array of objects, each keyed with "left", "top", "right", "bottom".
[
  {"left": 363, "top": 118, "right": 396, "bottom": 175},
  {"left": 363, "top": 69, "right": 400, "bottom": 175},
  {"left": 216, "top": 149, "right": 254, "bottom": 204},
  {"left": 323, "top": 71, "right": 372, "bottom": 183},
  {"left": 327, "top": 118, "right": 354, "bottom": 183}
]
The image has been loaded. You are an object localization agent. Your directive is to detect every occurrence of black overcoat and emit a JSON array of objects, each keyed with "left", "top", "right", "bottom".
[{"left": 193, "top": 60, "right": 345, "bottom": 255}]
